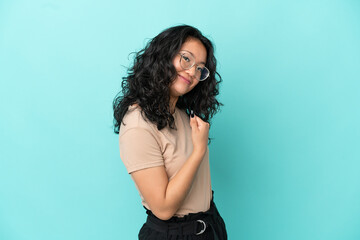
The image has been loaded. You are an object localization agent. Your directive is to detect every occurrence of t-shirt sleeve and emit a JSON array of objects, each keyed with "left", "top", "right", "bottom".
[{"left": 119, "top": 127, "right": 164, "bottom": 174}]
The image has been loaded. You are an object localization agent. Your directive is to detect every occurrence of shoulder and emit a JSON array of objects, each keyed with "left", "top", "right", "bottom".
[{"left": 119, "top": 104, "right": 157, "bottom": 136}]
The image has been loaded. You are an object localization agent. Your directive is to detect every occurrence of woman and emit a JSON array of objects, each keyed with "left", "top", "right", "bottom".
[{"left": 113, "top": 25, "right": 227, "bottom": 240}]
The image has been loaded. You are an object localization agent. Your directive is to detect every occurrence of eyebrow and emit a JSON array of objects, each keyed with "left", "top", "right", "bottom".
[{"left": 180, "top": 50, "right": 206, "bottom": 65}]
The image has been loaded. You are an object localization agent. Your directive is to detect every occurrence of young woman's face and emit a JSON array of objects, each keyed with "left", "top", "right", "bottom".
[{"left": 169, "top": 37, "right": 207, "bottom": 99}]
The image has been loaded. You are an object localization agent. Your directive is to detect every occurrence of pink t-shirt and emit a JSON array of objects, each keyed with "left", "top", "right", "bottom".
[{"left": 119, "top": 104, "right": 212, "bottom": 217}]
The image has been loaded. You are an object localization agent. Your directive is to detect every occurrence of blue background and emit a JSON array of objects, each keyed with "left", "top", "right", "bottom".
[{"left": 1, "top": 0, "right": 360, "bottom": 239}]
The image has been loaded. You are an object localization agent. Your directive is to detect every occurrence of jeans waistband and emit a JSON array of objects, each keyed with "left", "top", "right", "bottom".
[{"left": 144, "top": 191, "right": 222, "bottom": 239}]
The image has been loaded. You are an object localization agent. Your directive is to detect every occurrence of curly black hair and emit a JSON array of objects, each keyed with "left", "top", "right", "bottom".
[{"left": 113, "top": 24, "right": 223, "bottom": 134}]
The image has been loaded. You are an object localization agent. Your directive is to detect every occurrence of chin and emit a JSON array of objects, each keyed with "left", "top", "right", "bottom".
[{"left": 171, "top": 81, "right": 192, "bottom": 96}]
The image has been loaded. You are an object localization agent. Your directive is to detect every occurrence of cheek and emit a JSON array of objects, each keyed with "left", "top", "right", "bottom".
[
  {"left": 190, "top": 80, "right": 200, "bottom": 89},
  {"left": 172, "top": 57, "right": 182, "bottom": 72}
]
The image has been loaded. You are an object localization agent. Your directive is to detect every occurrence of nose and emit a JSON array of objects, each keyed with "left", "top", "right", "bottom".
[{"left": 185, "top": 65, "right": 197, "bottom": 79}]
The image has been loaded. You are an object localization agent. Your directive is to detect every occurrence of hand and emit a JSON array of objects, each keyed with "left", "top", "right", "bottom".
[{"left": 189, "top": 113, "right": 209, "bottom": 156}]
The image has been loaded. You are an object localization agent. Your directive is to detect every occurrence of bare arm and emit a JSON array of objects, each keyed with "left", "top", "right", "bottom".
[{"left": 130, "top": 114, "right": 209, "bottom": 220}]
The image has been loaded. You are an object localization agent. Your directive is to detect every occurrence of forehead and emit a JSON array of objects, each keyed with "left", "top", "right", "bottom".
[{"left": 179, "top": 38, "right": 207, "bottom": 64}]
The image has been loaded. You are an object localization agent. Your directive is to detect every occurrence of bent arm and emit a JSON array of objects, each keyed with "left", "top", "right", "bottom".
[{"left": 131, "top": 149, "right": 205, "bottom": 220}]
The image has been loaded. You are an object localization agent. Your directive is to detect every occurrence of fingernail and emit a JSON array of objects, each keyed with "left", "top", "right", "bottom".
[{"left": 190, "top": 110, "right": 194, "bottom": 118}]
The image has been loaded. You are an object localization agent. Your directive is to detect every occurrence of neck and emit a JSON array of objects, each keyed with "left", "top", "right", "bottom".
[{"left": 169, "top": 96, "right": 178, "bottom": 114}]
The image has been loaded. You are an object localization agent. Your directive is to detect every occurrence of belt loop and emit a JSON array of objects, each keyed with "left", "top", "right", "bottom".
[{"left": 196, "top": 219, "right": 207, "bottom": 235}]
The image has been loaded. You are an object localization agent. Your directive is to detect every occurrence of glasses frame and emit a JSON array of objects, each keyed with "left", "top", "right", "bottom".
[{"left": 178, "top": 50, "right": 210, "bottom": 81}]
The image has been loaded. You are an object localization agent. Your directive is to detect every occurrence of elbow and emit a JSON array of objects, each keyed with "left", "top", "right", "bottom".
[{"left": 152, "top": 209, "right": 175, "bottom": 221}]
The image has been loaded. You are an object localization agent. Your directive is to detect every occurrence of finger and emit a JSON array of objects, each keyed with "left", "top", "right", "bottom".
[
  {"left": 189, "top": 114, "right": 198, "bottom": 129},
  {"left": 194, "top": 116, "right": 206, "bottom": 126}
]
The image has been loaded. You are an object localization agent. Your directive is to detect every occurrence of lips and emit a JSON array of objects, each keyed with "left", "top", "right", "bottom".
[{"left": 179, "top": 75, "right": 191, "bottom": 85}]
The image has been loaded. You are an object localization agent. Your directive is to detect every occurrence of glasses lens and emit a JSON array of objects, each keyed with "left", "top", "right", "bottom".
[
  {"left": 180, "top": 52, "right": 194, "bottom": 69},
  {"left": 199, "top": 67, "right": 210, "bottom": 81}
]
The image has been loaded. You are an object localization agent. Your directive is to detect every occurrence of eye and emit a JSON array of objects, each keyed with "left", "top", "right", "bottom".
[
  {"left": 182, "top": 55, "right": 191, "bottom": 62},
  {"left": 196, "top": 66, "right": 204, "bottom": 72}
]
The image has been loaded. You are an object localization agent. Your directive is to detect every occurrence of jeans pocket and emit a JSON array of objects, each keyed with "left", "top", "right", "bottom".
[{"left": 138, "top": 223, "right": 148, "bottom": 240}]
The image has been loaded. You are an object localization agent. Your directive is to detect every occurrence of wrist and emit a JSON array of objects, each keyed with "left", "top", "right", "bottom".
[{"left": 192, "top": 147, "right": 206, "bottom": 158}]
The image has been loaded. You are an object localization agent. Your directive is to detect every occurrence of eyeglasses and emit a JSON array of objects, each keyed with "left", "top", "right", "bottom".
[{"left": 178, "top": 51, "right": 210, "bottom": 81}]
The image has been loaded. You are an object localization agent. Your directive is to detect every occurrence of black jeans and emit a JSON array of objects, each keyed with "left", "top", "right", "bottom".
[{"left": 138, "top": 191, "right": 227, "bottom": 240}]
